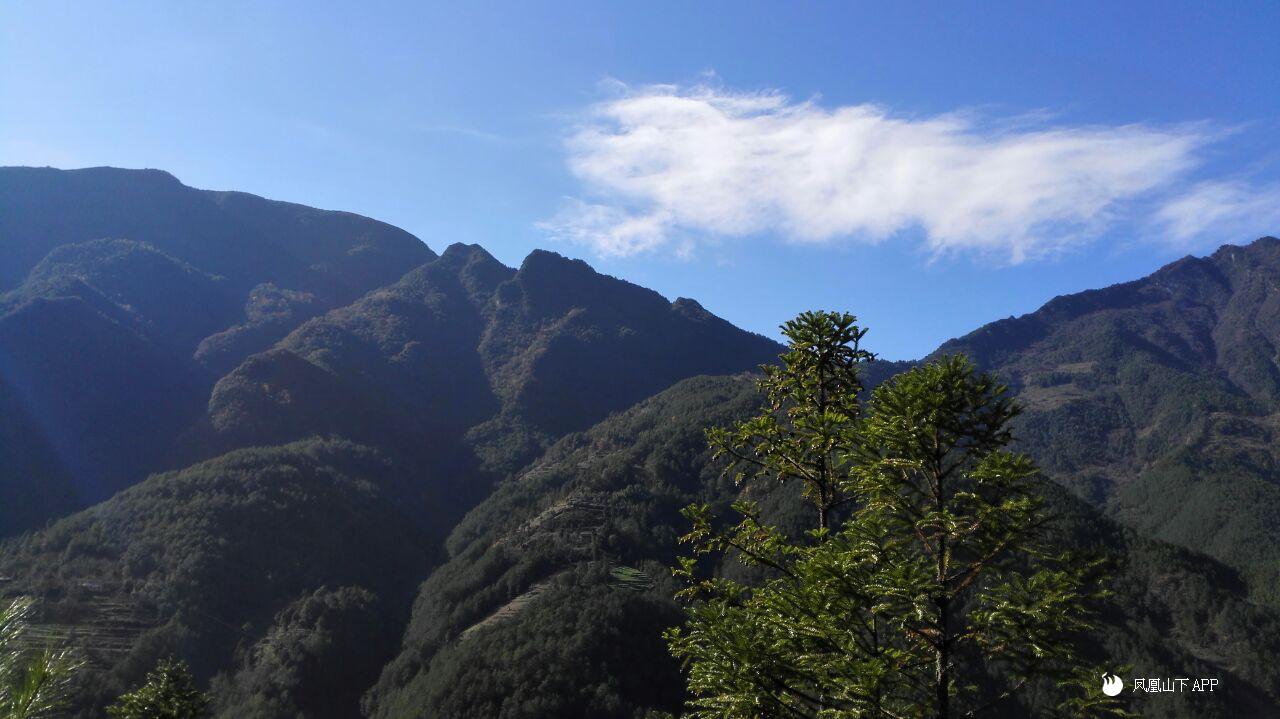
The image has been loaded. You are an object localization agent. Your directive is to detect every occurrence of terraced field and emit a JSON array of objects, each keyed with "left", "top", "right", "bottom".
[{"left": 6, "top": 584, "right": 159, "bottom": 667}]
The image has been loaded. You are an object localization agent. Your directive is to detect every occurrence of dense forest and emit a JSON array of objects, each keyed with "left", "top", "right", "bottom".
[
  {"left": 1, "top": 167, "right": 1278, "bottom": 716},
  {"left": 365, "top": 374, "right": 1280, "bottom": 719},
  {"left": 937, "top": 239, "right": 1280, "bottom": 604}
]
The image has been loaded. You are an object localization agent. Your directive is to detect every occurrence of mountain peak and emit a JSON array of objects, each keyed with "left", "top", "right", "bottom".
[
  {"left": 1208, "top": 235, "right": 1280, "bottom": 269},
  {"left": 505, "top": 249, "right": 668, "bottom": 318},
  {"left": 0, "top": 165, "right": 182, "bottom": 186},
  {"left": 517, "top": 249, "right": 594, "bottom": 277},
  {"left": 671, "top": 297, "right": 715, "bottom": 321},
  {"left": 440, "top": 242, "right": 494, "bottom": 262},
  {"left": 437, "top": 242, "right": 515, "bottom": 299},
  {"left": 672, "top": 297, "right": 705, "bottom": 310}
]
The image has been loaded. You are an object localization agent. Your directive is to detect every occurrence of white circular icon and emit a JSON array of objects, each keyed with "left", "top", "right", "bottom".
[{"left": 1101, "top": 673, "right": 1124, "bottom": 697}]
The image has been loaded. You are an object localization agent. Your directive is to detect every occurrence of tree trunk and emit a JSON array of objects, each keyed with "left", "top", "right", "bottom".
[{"left": 936, "top": 596, "right": 950, "bottom": 719}]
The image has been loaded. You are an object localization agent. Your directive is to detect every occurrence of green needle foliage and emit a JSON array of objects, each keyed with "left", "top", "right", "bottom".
[
  {"left": 668, "top": 311, "right": 1129, "bottom": 719},
  {"left": 107, "top": 657, "right": 210, "bottom": 719},
  {"left": 0, "top": 597, "right": 82, "bottom": 719},
  {"left": 705, "top": 310, "right": 874, "bottom": 531}
]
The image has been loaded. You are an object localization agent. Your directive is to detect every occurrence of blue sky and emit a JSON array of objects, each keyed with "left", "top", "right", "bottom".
[{"left": 3, "top": 2, "right": 1279, "bottom": 359}]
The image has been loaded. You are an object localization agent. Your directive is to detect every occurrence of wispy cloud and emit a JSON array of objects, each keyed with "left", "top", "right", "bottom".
[
  {"left": 417, "top": 124, "right": 513, "bottom": 144},
  {"left": 540, "top": 82, "right": 1274, "bottom": 262},
  {"left": 1153, "top": 180, "right": 1280, "bottom": 248}
]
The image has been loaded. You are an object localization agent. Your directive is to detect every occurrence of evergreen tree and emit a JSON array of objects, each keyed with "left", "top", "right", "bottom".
[
  {"left": 107, "top": 657, "right": 210, "bottom": 719},
  {"left": 705, "top": 310, "right": 874, "bottom": 531},
  {"left": 668, "top": 313, "right": 1128, "bottom": 718},
  {"left": 0, "top": 597, "right": 81, "bottom": 719},
  {"left": 850, "top": 356, "right": 1124, "bottom": 717}
]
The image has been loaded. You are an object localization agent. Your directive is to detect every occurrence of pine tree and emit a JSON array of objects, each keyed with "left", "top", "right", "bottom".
[
  {"left": 667, "top": 312, "right": 1129, "bottom": 718},
  {"left": 0, "top": 597, "right": 82, "bottom": 719},
  {"left": 850, "top": 355, "right": 1125, "bottom": 717},
  {"left": 705, "top": 310, "right": 873, "bottom": 531}
]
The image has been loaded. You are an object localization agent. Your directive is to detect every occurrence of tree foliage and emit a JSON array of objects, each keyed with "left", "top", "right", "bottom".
[
  {"left": 107, "top": 657, "right": 210, "bottom": 719},
  {"left": 707, "top": 310, "right": 873, "bottom": 530},
  {"left": 669, "top": 312, "right": 1128, "bottom": 718},
  {"left": 210, "top": 586, "right": 393, "bottom": 719},
  {"left": 0, "top": 597, "right": 81, "bottom": 719}
]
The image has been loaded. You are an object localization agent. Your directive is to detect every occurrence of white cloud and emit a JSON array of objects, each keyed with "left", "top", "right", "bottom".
[
  {"left": 540, "top": 83, "right": 1260, "bottom": 263},
  {"left": 1153, "top": 180, "right": 1280, "bottom": 247},
  {"left": 538, "top": 199, "right": 672, "bottom": 256}
]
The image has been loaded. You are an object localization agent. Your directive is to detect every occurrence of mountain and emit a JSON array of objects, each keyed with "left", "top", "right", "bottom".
[
  {"left": 0, "top": 167, "right": 436, "bottom": 532},
  {"left": 207, "top": 242, "right": 784, "bottom": 484},
  {"left": 0, "top": 166, "right": 434, "bottom": 302},
  {"left": 2, "top": 167, "right": 1279, "bottom": 718},
  {"left": 938, "top": 237, "right": 1280, "bottom": 604},
  {"left": 0, "top": 167, "right": 780, "bottom": 536},
  {"left": 362, "top": 237, "right": 1280, "bottom": 718},
  {"left": 365, "top": 374, "right": 1280, "bottom": 719},
  {"left": 0, "top": 167, "right": 783, "bottom": 714}
]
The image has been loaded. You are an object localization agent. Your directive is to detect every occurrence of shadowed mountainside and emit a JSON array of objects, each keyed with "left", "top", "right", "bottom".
[
  {"left": 0, "top": 167, "right": 436, "bottom": 532},
  {"left": 0, "top": 167, "right": 780, "bottom": 536}
]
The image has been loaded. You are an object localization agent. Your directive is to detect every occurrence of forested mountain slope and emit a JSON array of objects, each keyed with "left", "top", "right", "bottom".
[
  {"left": 0, "top": 439, "right": 432, "bottom": 718},
  {"left": 207, "top": 242, "right": 784, "bottom": 487},
  {"left": 367, "top": 374, "right": 1280, "bottom": 719},
  {"left": 939, "top": 237, "right": 1280, "bottom": 603}
]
